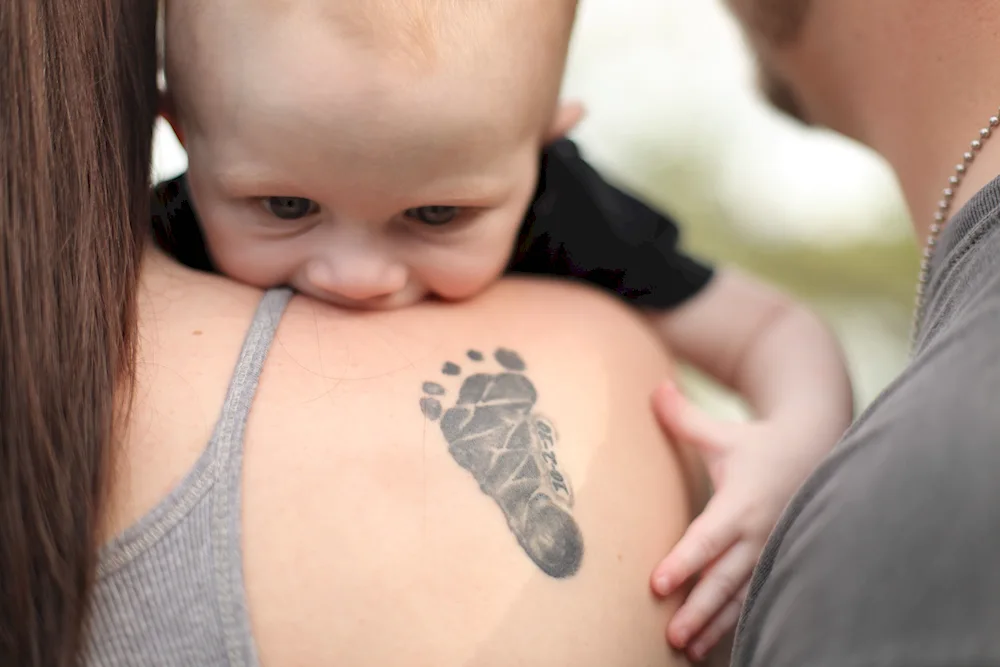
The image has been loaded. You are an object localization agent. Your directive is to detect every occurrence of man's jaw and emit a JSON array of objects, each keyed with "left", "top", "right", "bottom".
[{"left": 759, "top": 65, "right": 811, "bottom": 126}]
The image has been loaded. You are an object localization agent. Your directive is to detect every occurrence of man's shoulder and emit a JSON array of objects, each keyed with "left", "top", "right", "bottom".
[
  {"left": 850, "top": 289, "right": 1000, "bottom": 456},
  {"left": 769, "top": 281, "right": 1000, "bottom": 569},
  {"left": 734, "top": 294, "right": 1000, "bottom": 667}
]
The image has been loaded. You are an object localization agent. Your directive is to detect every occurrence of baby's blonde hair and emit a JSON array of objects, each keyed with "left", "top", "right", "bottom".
[
  {"left": 164, "top": 0, "right": 577, "bottom": 141},
  {"left": 319, "top": 0, "right": 575, "bottom": 67}
]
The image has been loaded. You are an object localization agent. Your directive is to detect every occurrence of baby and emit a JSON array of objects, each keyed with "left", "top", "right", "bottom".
[{"left": 155, "top": 0, "right": 853, "bottom": 659}]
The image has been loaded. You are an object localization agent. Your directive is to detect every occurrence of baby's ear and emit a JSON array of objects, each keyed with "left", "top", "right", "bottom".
[
  {"left": 159, "top": 92, "right": 185, "bottom": 147},
  {"left": 544, "top": 100, "right": 586, "bottom": 143}
]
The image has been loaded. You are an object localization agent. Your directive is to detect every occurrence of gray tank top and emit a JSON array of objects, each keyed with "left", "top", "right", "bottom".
[{"left": 84, "top": 288, "right": 293, "bottom": 666}]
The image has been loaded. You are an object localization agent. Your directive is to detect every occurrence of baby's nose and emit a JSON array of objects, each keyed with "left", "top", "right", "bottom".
[{"left": 305, "top": 254, "right": 408, "bottom": 303}]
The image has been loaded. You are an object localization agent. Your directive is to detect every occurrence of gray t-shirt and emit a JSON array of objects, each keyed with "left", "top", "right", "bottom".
[{"left": 732, "top": 177, "right": 1000, "bottom": 666}]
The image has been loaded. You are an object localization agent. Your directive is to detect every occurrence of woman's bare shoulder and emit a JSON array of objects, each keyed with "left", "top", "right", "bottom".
[
  {"left": 107, "top": 251, "right": 266, "bottom": 539},
  {"left": 243, "top": 277, "right": 694, "bottom": 667},
  {"left": 270, "top": 276, "right": 676, "bottom": 387}
]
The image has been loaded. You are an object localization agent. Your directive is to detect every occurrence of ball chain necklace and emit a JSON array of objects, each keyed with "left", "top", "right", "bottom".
[{"left": 911, "top": 109, "right": 1000, "bottom": 350}]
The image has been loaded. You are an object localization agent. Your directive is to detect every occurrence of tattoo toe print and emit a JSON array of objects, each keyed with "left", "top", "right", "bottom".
[{"left": 420, "top": 348, "right": 583, "bottom": 578}]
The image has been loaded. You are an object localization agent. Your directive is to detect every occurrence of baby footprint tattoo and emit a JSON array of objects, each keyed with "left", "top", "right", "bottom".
[{"left": 420, "top": 348, "right": 583, "bottom": 578}]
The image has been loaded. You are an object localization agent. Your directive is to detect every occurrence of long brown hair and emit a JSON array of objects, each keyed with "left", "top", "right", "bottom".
[{"left": 0, "top": 0, "right": 158, "bottom": 663}]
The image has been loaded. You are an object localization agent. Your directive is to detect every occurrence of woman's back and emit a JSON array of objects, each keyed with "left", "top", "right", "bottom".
[{"left": 96, "top": 251, "right": 699, "bottom": 666}]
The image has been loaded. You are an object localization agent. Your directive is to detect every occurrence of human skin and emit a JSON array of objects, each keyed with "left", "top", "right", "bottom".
[
  {"left": 100, "top": 247, "right": 706, "bottom": 666},
  {"left": 724, "top": 0, "right": 1000, "bottom": 241}
]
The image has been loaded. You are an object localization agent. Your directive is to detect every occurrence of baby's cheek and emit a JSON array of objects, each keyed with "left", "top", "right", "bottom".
[
  {"left": 408, "top": 208, "right": 524, "bottom": 301},
  {"left": 208, "top": 234, "right": 295, "bottom": 289},
  {"left": 416, "top": 247, "right": 511, "bottom": 301}
]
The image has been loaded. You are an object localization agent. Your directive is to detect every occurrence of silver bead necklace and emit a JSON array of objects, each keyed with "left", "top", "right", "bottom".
[{"left": 911, "top": 109, "right": 1000, "bottom": 349}]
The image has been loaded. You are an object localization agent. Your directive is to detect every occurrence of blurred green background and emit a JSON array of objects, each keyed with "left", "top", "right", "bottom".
[{"left": 151, "top": 0, "right": 920, "bottom": 417}]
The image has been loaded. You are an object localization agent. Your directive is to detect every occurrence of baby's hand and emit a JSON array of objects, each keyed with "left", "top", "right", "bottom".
[{"left": 649, "top": 380, "right": 824, "bottom": 662}]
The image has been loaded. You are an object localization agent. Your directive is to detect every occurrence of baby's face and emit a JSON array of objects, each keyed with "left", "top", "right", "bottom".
[
  {"left": 184, "top": 110, "right": 540, "bottom": 310},
  {"left": 167, "top": 0, "right": 574, "bottom": 309}
]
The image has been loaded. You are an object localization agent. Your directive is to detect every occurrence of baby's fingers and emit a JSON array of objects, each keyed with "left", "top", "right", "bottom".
[
  {"left": 651, "top": 502, "right": 737, "bottom": 597},
  {"left": 687, "top": 583, "right": 748, "bottom": 662},
  {"left": 652, "top": 380, "right": 732, "bottom": 457},
  {"left": 666, "top": 541, "right": 756, "bottom": 650}
]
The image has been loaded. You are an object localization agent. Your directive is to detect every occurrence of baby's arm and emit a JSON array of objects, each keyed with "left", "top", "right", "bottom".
[
  {"left": 652, "top": 267, "right": 853, "bottom": 443},
  {"left": 647, "top": 268, "right": 853, "bottom": 660}
]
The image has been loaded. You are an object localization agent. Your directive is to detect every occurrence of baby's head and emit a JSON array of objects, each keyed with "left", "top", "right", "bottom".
[{"left": 163, "top": 0, "right": 580, "bottom": 308}]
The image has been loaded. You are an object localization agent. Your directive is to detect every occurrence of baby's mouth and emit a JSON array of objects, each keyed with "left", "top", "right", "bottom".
[{"left": 294, "top": 283, "right": 423, "bottom": 311}]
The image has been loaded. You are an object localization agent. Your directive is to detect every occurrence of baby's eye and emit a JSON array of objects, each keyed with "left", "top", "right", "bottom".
[
  {"left": 262, "top": 196, "right": 319, "bottom": 220},
  {"left": 404, "top": 205, "right": 459, "bottom": 226}
]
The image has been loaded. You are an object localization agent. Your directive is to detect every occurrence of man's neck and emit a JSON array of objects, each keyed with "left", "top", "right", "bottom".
[
  {"left": 856, "top": 19, "right": 1000, "bottom": 242},
  {"left": 875, "top": 104, "right": 1000, "bottom": 244}
]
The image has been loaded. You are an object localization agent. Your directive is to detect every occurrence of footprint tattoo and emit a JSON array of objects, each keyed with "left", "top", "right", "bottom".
[{"left": 420, "top": 348, "right": 583, "bottom": 578}]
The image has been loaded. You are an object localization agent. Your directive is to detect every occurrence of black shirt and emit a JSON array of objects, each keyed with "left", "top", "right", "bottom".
[{"left": 151, "top": 138, "right": 714, "bottom": 310}]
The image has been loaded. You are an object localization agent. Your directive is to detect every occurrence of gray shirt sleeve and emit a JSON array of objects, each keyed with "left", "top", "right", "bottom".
[{"left": 732, "top": 299, "right": 1000, "bottom": 667}]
